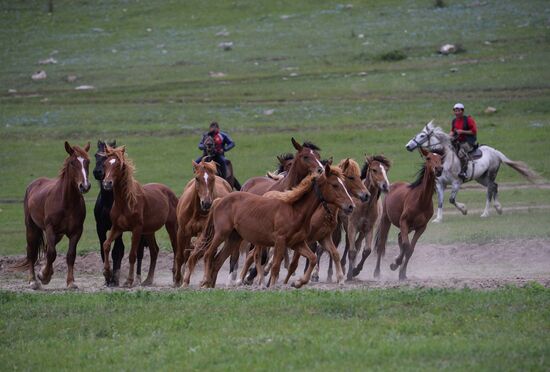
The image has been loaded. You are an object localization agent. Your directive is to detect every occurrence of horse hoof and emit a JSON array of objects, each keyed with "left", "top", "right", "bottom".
[
  {"left": 373, "top": 269, "right": 380, "bottom": 279},
  {"left": 134, "top": 275, "right": 142, "bottom": 286},
  {"left": 29, "top": 281, "right": 41, "bottom": 290},
  {"left": 352, "top": 268, "right": 361, "bottom": 277},
  {"left": 390, "top": 263, "right": 399, "bottom": 271},
  {"left": 37, "top": 271, "right": 51, "bottom": 285},
  {"left": 432, "top": 218, "right": 442, "bottom": 223},
  {"left": 290, "top": 281, "right": 303, "bottom": 288},
  {"left": 480, "top": 213, "right": 489, "bottom": 218},
  {"left": 141, "top": 279, "right": 153, "bottom": 287},
  {"left": 123, "top": 279, "right": 134, "bottom": 288},
  {"left": 311, "top": 274, "right": 319, "bottom": 282},
  {"left": 66, "top": 282, "right": 78, "bottom": 290},
  {"left": 496, "top": 207, "right": 503, "bottom": 215},
  {"left": 399, "top": 275, "right": 408, "bottom": 281}
]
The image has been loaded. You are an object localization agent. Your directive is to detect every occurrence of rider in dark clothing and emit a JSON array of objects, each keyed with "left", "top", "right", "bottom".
[{"left": 196, "top": 121, "right": 235, "bottom": 180}]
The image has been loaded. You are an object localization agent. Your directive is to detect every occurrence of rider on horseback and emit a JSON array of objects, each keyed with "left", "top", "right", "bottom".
[
  {"left": 449, "top": 103, "right": 477, "bottom": 180},
  {"left": 196, "top": 121, "right": 235, "bottom": 180}
]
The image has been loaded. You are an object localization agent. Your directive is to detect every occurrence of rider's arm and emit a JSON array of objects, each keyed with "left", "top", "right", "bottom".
[
  {"left": 198, "top": 135, "right": 205, "bottom": 151},
  {"left": 222, "top": 132, "right": 235, "bottom": 152}
]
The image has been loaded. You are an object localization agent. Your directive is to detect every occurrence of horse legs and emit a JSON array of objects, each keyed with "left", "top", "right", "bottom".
[
  {"left": 352, "top": 229, "right": 372, "bottom": 278},
  {"left": 399, "top": 226, "right": 426, "bottom": 280},
  {"left": 141, "top": 235, "right": 159, "bottom": 286},
  {"left": 373, "top": 214, "right": 391, "bottom": 279},
  {"left": 433, "top": 181, "right": 446, "bottom": 223},
  {"left": 65, "top": 228, "right": 83, "bottom": 289},
  {"left": 227, "top": 249, "right": 239, "bottom": 286},
  {"left": 183, "top": 233, "right": 220, "bottom": 287},
  {"left": 320, "top": 235, "right": 344, "bottom": 284},
  {"left": 174, "top": 228, "right": 191, "bottom": 287},
  {"left": 290, "top": 242, "right": 317, "bottom": 288},
  {"left": 283, "top": 249, "right": 301, "bottom": 284},
  {"left": 449, "top": 180, "right": 467, "bottom": 215},
  {"left": 165, "top": 220, "right": 179, "bottom": 280},
  {"left": 346, "top": 223, "right": 361, "bottom": 281},
  {"left": 268, "top": 240, "right": 287, "bottom": 288},
  {"left": 25, "top": 219, "right": 43, "bottom": 289},
  {"left": 204, "top": 231, "right": 241, "bottom": 288},
  {"left": 110, "top": 236, "right": 125, "bottom": 287},
  {"left": 135, "top": 237, "right": 146, "bottom": 285},
  {"left": 123, "top": 228, "right": 144, "bottom": 288},
  {"left": 102, "top": 227, "right": 122, "bottom": 284},
  {"left": 37, "top": 226, "right": 61, "bottom": 285},
  {"left": 390, "top": 232, "right": 405, "bottom": 271},
  {"left": 311, "top": 242, "right": 322, "bottom": 282},
  {"left": 238, "top": 246, "right": 256, "bottom": 285}
]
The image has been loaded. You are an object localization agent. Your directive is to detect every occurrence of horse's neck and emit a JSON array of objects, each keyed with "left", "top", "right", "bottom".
[
  {"left": 281, "top": 164, "right": 307, "bottom": 190},
  {"left": 99, "top": 184, "right": 114, "bottom": 203},
  {"left": 113, "top": 173, "right": 142, "bottom": 212},
  {"left": 58, "top": 169, "right": 81, "bottom": 204},
  {"left": 289, "top": 185, "right": 322, "bottom": 227},
  {"left": 417, "top": 169, "right": 437, "bottom": 206}
]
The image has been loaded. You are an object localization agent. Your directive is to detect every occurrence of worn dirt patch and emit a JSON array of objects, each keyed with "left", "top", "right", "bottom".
[{"left": 1, "top": 238, "right": 548, "bottom": 293}]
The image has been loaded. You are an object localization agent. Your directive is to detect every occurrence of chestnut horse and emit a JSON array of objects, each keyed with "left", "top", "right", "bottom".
[
  {"left": 184, "top": 164, "right": 355, "bottom": 289},
  {"left": 93, "top": 140, "right": 147, "bottom": 286},
  {"left": 373, "top": 148, "right": 443, "bottom": 280},
  {"left": 280, "top": 158, "right": 370, "bottom": 285},
  {"left": 339, "top": 155, "right": 391, "bottom": 280},
  {"left": 173, "top": 160, "right": 232, "bottom": 286},
  {"left": 101, "top": 146, "right": 178, "bottom": 287},
  {"left": 14, "top": 141, "right": 91, "bottom": 289}
]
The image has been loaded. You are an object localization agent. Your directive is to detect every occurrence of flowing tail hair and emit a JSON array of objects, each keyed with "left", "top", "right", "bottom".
[
  {"left": 10, "top": 190, "right": 46, "bottom": 272},
  {"left": 374, "top": 220, "right": 386, "bottom": 258},
  {"left": 495, "top": 149, "right": 540, "bottom": 183}
]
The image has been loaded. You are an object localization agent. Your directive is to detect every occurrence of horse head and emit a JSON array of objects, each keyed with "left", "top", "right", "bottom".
[
  {"left": 101, "top": 145, "right": 129, "bottom": 191},
  {"left": 338, "top": 158, "right": 370, "bottom": 202},
  {"left": 203, "top": 135, "right": 216, "bottom": 158},
  {"left": 405, "top": 120, "right": 438, "bottom": 152},
  {"left": 317, "top": 164, "right": 355, "bottom": 214},
  {"left": 192, "top": 159, "right": 217, "bottom": 211},
  {"left": 291, "top": 137, "right": 324, "bottom": 177},
  {"left": 93, "top": 140, "right": 116, "bottom": 181},
  {"left": 420, "top": 148, "right": 443, "bottom": 177},
  {"left": 64, "top": 141, "right": 91, "bottom": 194},
  {"left": 363, "top": 155, "right": 392, "bottom": 193},
  {"left": 276, "top": 153, "right": 294, "bottom": 174}
]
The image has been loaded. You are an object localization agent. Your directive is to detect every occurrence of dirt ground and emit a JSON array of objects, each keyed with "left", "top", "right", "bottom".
[{"left": 1, "top": 238, "right": 549, "bottom": 293}]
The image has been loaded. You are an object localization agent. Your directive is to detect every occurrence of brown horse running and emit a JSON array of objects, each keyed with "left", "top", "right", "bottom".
[
  {"left": 101, "top": 146, "right": 178, "bottom": 287},
  {"left": 340, "top": 155, "right": 391, "bottom": 280},
  {"left": 280, "top": 158, "right": 370, "bottom": 285},
  {"left": 14, "top": 142, "right": 91, "bottom": 289},
  {"left": 173, "top": 160, "right": 232, "bottom": 286},
  {"left": 373, "top": 148, "right": 443, "bottom": 280},
  {"left": 185, "top": 164, "right": 355, "bottom": 288}
]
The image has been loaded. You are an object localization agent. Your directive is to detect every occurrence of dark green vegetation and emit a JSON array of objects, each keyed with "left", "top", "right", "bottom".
[{"left": 1, "top": 287, "right": 549, "bottom": 370}]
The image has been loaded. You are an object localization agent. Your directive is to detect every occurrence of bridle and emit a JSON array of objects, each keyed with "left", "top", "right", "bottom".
[
  {"left": 313, "top": 178, "right": 332, "bottom": 215},
  {"left": 409, "top": 128, "right": 443, "bottom": 151}
]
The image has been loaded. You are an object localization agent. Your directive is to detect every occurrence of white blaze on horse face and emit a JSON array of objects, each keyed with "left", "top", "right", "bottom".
[
  {"left": 77, "top": 156, "right": 89, "bottom": 185},
  {"left": 310, "top": 149, "right": 324, "bottom": 169},
  {"left": 379, "top": 164, "right": 390, "bottom": 187},
  {"left": 337, "top": 178, "right": 354, "bottom": 205},
  {"left": 109, "top": 158, "right": 116, "bottom": 165},
  {"left": 203, "top": 172, "right": 210, "bottom": 198}
]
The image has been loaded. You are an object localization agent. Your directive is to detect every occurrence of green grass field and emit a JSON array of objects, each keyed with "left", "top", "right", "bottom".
[
  {"left": 1, "top": 287, "right": 549, "bottom": 371},
  {"left": 1, "top": 1, "right": 549, "bottom": 369}
]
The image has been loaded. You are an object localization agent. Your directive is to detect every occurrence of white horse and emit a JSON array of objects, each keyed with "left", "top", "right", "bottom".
[{"left": 405, "top": 120, "right": 538, "bottom": 222}]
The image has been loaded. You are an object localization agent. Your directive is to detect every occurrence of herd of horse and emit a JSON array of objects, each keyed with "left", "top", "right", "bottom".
[{"left": 13, "top": 121, "right": 538, "bottom": 290}]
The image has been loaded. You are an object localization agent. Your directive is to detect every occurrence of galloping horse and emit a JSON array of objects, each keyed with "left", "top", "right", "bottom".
[
  {"left": 93, "top": 140, "right": 147, "bottom": 286},
  {"left": 281, "top": 158, "right": 370, "bottom": 285},
  {"left": 101, "top": 146, "right": 178, "bottom": 287},
  {"left": 14, "top": 142, "right": 91, "bottom": 289},
  {"left": 406, "top": 120, "right": 539, "bottom": 222},
  {"left": 184, "top": 164, "right": 355, "bottom": 289},
  {"left": 173, "top": 160, "right": 232, "bottom": 287},
  {"left": 338, "top": 155, "right": 391, "bottom": 280},
  {"left": 203, "top": 135, "right": 241, "bottom": 190},
  {"left": 373, "top": 148, "right": 443, "bottom": 280}
]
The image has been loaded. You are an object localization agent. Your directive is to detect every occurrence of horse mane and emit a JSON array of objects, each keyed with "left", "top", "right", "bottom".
[
  {"left": 276, "top": 152, "right": 294, "bottom": 172},
  {"left": 198, "top": 161, "right": 217, "bottom": 175},
  {"left": 106, "top": 146, "right": 142, "bottom": 209},
  {"left": 338, "top": 158, "right": 361, "bottom": 176},
  {"left": 302, "top": 141, "right": 321, "bottom": 151},
  {"left": 361, "top": 155, "right": 391, "bottom": 179},
  {"left": 264, "top": 173, "right": 316, "bottom": 203},
  {"left": 408, "top": 165, "right": 426, "bottom": 189}
]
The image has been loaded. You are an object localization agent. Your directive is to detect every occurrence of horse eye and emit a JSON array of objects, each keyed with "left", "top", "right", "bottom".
[{"left": 347, "top": 176, "right": 354, "bottom": 180}]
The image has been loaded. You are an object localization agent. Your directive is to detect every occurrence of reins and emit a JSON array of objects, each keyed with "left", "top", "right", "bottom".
[{"left": 313, "top": 178, "right": 332, "bottom": 215}]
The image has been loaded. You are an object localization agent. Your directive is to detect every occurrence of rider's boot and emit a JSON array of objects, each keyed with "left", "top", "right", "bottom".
[{"left": 458, "top": 156, "right": 468, "bottom": 180}]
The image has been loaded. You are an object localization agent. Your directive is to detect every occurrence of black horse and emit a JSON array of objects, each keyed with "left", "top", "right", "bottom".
[
  {"left": 93, "top": 140, "right": 146, "bottom": 286},
  {"left": 203, "top": 136, "right": 241, "bottom": 190}
]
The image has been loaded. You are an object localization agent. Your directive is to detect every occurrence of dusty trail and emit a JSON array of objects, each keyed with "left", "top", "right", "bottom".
[{"left": 1, "top": 238, "right": 548, "bottom": 293}]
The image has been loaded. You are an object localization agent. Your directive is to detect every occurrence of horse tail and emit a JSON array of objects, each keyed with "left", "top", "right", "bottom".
[
  {"left": 494, "top": 149, "right": 539, "bottom": 183},
  {"left": 10, "top": 188, "right": 46, "bottom": 272},
  {"left": 193, "top": 200, "right": 219, "bottom": 254},
  {"left": 232, "top": 177, "right": 241, "bottom": 191}
]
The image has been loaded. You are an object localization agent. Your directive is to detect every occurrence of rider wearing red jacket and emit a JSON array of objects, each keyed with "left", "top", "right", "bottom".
[
  {"left": 196, "top": 121, "right": 235, "bottom": 180},
  {"left": 449, "top": 103, "right": 477, "bottom": 180}
]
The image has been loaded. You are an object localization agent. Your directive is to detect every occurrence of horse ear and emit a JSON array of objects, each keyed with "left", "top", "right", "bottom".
[
  {"left": 327, "top": 157, "right": 333, "bottom": 166},
  {"left": 64, "top": 141, "right": 74, "bottom": 155},
  {"left": 97, "top": 140, "right": 104, "bottom": 149},
  {"left": 84, "top": 142, "right": 90, "bottom": 152},
  {"left": 342, "top": 158, "right": 349, "bottom": 169},
  {"left": 192, "top": 160, "right": 198, "bottom": 170},
  {"left": 291, "top": 137, "right": 302, "bottom": 151},
  {"left": 120, "top": 146, "right": 126, "bottom": 155},
  {"left": 111, "top": 140, "right": 116, "bottom": 147},
  {"left": 324, "top": 162, "right": 331, "bottom": 176}
]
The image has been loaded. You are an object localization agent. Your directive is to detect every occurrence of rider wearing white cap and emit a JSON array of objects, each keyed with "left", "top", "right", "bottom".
[{"left": 449, "top": 103, "right": 477, "bottom": 180}]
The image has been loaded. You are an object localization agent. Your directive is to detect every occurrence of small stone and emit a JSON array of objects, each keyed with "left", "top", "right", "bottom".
[
  {"left": 484, "top": 106, "right": 497, "bottom": 114},
  {"left": 75, "top": 85, "right": 95, "bottom": 90},
  {"left": 31, "top": 70, "right": 47, "bottom": 80}
]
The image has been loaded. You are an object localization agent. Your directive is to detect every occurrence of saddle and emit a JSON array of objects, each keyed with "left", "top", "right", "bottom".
[{"left": 468, "top": 147, "right": 483, "bottom": 160}]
